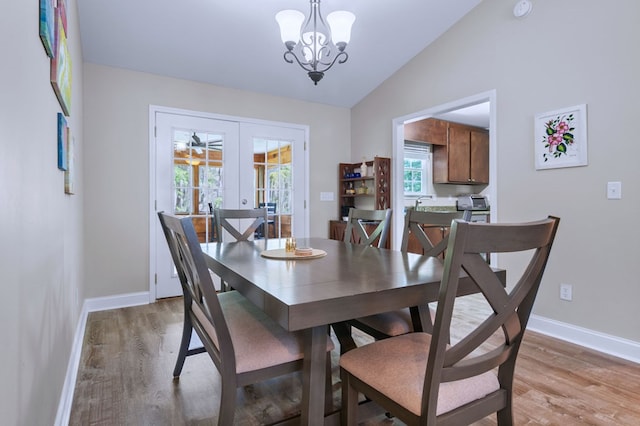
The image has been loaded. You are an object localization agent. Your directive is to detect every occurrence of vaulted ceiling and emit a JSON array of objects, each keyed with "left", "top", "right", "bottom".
[{"left": 78, "top": 0, "right": 482, "bottom": 108}]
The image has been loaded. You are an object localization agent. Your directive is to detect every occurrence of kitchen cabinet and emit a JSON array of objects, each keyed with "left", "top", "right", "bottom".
[
  {"left": 404, "top": 118, "right": 448, "bottom": 146},
  {"left": 433, "top": 122, "right": 489, "bottom": 185},
  {"left": 337, "top": 156, "right": 391, "bottom": 218}
]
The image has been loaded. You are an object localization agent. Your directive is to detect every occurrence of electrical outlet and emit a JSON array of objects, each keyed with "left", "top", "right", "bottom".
[{"left": 560, "top": 283, "right": 572, "bottom": 301}]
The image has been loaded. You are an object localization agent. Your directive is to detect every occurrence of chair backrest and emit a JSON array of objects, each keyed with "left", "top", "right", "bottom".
[
  {"left": 157, "top": 212, "right": 235, "bottom": 372},
  {"left": 400, "top": 209, "right": 465, "bottom": 257},
  {"left": 214, "top": 208, "right": 268, "bottom": 242},
  {"left": 422, "top": 216, "right": 560, "bottom": 422},
  {"left": 343, "top": 208, "right": 392, "bottom": 248},
  {"left": 258, "top": 202, "right": 276, "bottom": 215}
]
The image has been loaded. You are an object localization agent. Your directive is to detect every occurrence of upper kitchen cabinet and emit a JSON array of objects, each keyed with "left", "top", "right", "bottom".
[
  {"left": 433, "top": 122, "right": 489, "bottom": 185},
  {"left": 404, "top": 118, "right": 448, "bottom": 146}
]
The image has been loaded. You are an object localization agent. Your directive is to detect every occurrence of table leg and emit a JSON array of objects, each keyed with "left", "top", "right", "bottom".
[
  {"left": 409, "top": 304, "right": 433, "bottom": 333},
  {"left": 301, "top": 325, "right": 328, "bottom": 425}
]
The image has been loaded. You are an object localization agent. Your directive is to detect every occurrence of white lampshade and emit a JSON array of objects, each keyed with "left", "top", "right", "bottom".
[
  {"left": 275, "top": 10, "right": 305, "bottom": 44},
  {"left": 326, "top": 11, "right": 355, "bottom": 45}
]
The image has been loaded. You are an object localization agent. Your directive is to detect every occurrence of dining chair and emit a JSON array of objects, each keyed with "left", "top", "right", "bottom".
[
  {"left": 345, "top": 209, "right": 466, "bottom": 345},
  {"left": 157, "top": 212, "right": 335, "bottom": 425},
  {"left": 214, "top": 207, "right": 268, "bottom": 242},
  {"left": 339, "top": 216, "right": 560, "bottom": 426},
  {"left": 213, "top": 208, "right": 269, "bottom": 291},
  {"left": 343, "top": 208, "right": 392, "bottom": 249},
  {"left": 256, "top": 202, "right": 276, "bottom": 239}
]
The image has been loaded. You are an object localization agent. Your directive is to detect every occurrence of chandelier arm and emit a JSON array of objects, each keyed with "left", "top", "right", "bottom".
[
  {"left": 313, "top": 51, "right": 348, "bottom": 73},
  {"left": 283, "top": 51, "right": 296, "bottom": 65},
  {"left": 284, "top": 50, "right": 315, "bottom": 73},
  {"left": 283, "top": 49, "right": 348, "bottom": 75}
]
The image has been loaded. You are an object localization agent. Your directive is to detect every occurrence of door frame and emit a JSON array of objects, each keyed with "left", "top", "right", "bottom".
[
  {"left": 391, "top": 90, "right": 497, "bottom": 257},
  {"left": 148, "top": 105, "right": 310, "bottom": 302}
]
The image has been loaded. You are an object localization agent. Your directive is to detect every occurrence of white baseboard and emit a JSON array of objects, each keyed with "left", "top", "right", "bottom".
[
  {"left": 84, "top": 291, "right": 152, "bottom": 312},
  {"left": 528, "top": 314, "right": 640, "bottom": 364},
  {"left": 54, "top": 291, "right": 150, "bottom": 426}
]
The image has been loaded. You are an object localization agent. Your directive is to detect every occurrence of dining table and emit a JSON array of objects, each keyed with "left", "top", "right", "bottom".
[{"left": 201, "top": 237, "right": 505, "bottom": 425}]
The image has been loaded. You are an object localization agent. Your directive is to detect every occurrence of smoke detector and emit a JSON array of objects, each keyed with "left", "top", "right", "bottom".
[{"left": 513, "top": 0, "right": 532, "bottom": 18}]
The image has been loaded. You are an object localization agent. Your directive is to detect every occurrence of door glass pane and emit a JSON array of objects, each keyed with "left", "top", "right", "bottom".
[
  {"left": 253, "top": 138, "right": 292, "bottom": 238},
  {"left": 172, "top": 129, "right": 223, "bottom": 242}
]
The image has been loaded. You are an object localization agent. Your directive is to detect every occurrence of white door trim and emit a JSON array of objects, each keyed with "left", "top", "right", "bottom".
[{"left": 148, "top": 105, "right": 310, "bottom": 302}]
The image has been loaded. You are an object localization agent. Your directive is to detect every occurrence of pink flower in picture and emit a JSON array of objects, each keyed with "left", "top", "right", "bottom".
[
  {"left": 556, "top": 121, "right": 569, "bottom": 134},
  {"left": 542, "top": 113, "right": 575, "bottom": 161}
]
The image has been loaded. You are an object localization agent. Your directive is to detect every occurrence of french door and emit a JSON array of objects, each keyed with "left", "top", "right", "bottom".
[{"left": 152, "top": 108, "right": 307, "bottom": 299}]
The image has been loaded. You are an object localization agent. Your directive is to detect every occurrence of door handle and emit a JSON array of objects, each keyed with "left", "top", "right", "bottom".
[{"left": 241, "top": 198, "right": 248, "bottom": 205}]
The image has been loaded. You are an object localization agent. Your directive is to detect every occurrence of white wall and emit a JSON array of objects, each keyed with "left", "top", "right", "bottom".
[
  {"left": 0, "top": 0, "right": 84, "bottom": 424},
  {"left": 83, "top": 64, "right": 350, "bottom": 298},
  {"left": 351, "top": 0, "right": 639, "bottom": 341}
]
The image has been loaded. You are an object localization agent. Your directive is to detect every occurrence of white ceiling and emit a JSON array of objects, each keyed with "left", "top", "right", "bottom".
[
  {"left": 437, "top": 102, "right": 490, "bottom": 128},
  {"left": 77, "top": 0, "right": 483, "bottom": 109}
]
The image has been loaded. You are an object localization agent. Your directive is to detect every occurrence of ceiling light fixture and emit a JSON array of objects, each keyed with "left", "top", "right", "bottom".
[{"left": 275, "top": 0, "right": 355, "bottom": 85}]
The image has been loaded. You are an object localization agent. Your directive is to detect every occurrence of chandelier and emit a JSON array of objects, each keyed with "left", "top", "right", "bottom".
[{"left": 275, "top": 0, "right": 355, "bottom": 85}]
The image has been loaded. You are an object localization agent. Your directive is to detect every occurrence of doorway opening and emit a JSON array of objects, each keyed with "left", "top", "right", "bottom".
[{"left": 391, "top": 90, "right": 497, "bottom": 252}]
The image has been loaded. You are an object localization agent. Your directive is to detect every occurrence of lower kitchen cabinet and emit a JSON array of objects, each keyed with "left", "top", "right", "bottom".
[{"left": 405, "top": 224, "right": 452, "bottom": 259}]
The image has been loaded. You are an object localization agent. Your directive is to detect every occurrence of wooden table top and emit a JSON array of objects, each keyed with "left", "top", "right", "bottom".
[{"left": 202, "top": 237, "right": 477, "bottom": 332}]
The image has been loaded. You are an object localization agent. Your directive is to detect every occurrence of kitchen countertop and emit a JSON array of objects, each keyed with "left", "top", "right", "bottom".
[{"left": 414, "top": 206, "right": 490, "bottom": 217}]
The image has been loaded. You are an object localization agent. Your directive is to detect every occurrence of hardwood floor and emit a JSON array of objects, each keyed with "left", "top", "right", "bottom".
[{"left": 70, "top": 295, "right": 640, "bottom": 425}]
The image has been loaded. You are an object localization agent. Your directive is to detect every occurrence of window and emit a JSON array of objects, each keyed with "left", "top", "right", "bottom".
[{"left": 404, "top": 143, "right": 431, "bottom": 196}]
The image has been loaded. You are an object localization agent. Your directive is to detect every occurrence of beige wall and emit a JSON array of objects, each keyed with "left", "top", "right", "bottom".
[
  {"left": 351, "top": 0, "right": 639, "bottom": 341},
  {"left": 83, "top": 64, "right": 350, "bottom": 298},
  {"left": 0, "top": 0, "right": 84, "bottom": 423}
]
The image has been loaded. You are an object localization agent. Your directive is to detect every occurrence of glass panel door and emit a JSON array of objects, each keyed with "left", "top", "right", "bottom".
[
  {"left": 240, "top": 123, "right": 306, "bottom": 240},
  {"left": 155, "top": 113, "right": 238, "bottom": 298},
  {"left": 154, "top": 113, "right": 307, "bottom": 299},
  {"left": 172, "top": 129, "right": 224, "bottom": 242}
]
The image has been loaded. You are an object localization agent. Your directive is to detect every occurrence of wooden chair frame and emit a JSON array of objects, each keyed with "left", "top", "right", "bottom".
[
  {"left": 338, "top": 209, "right": 465, "bottom": 349},
  {"left": 400, "top": 209, "right": 466, "bottom": 257},
  {"left": 340, "top": 216, "right": 560, "bottom": 426},
  {"left": 214, "top": 207, "right": 268, "bottom": 242},
  {"left": 343, "top": 208, "right": 392, "bottom": 249},
  {"left": 213, "top": 208, "right": 268, "bottom": 291},
  {"left": 158, "top": 212, "right": 333, "bottom": 424}
]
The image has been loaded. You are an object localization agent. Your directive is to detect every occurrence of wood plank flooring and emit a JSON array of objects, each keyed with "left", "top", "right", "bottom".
[{"left": 70, "top": 295, "right": 640, "bottom": 425}]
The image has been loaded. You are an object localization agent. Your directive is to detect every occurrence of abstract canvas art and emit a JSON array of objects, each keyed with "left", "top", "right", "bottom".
[
  {"left": 57, "top": 113, "right": 68, "bottom": 171},
  {"left": 39, "top": 0, "right": 55, "bottom": 57},
  {"left": 51, "top": 3, "right": 72, "bottom": 116}
]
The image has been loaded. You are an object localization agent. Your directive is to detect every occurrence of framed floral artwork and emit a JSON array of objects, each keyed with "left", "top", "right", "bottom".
[{"left": 535, "top": 104, "right": 588, "bottom": 170}]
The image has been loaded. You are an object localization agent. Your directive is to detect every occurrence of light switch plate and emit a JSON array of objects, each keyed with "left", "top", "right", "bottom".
[
  {"left": 607, "top": 181, "right": 622, "bottom": 199},
  {"left": 320, "top": 192, "right": 334, "bottom": 201}
]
